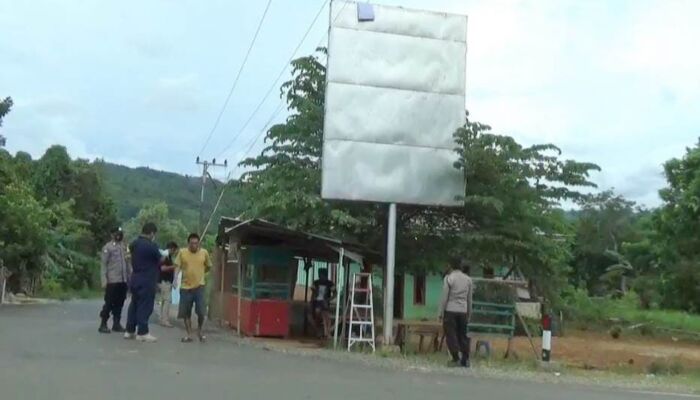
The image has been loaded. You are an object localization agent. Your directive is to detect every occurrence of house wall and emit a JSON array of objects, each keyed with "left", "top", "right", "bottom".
[
  {"left": 402, "top": 273, "right": 443, "bottom": 320},
  {"left": 402, "top": 269, "right": 530, "bottom": 320}
]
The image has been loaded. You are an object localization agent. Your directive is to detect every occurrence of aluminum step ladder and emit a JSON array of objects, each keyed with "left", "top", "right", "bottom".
[{"left": 347, "top": 272, "right": 375, "bottom": 352}]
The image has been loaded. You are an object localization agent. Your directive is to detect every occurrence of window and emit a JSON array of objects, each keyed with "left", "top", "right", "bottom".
[{"left": 413, "top": 274, "right": 426, "bottom": 305}]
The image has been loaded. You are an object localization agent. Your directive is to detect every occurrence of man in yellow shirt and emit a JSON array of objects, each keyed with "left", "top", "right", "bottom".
[{"left": 174, "top": 233, "right": 211, "bottom": 342}]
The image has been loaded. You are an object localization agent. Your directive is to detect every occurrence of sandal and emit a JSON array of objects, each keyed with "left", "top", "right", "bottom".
[{"left": 181, "top": 337, "right": 193, "bottom": 343}]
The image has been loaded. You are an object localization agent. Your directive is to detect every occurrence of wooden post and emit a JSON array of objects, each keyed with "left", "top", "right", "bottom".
[
  {"left": 516, "top": 309, "right": 540, "bottom": 360},
  {"left": 237, "top": 245, "right": 242, "bottom": 336},
  {"left": 219, "top": 246, "right": 225, "bottom": 327},
  {"left": 303, "top": 258, "right": 310, "bottom": 336},
  {"left": 0, "top": 266, "right": 6, "bottom": 306},
  {"left": 333, "top": 248, "right": 345, "bottom": 349}
]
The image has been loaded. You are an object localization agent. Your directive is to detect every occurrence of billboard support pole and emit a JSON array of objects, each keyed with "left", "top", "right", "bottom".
[{"left": 383, "top": 203, "right": 397, "bottom": 345}]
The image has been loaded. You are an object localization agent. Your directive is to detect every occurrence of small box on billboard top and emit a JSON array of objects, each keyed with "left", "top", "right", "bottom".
[{"left": 321, "top": 1, "right": 467, "bottom": 206}]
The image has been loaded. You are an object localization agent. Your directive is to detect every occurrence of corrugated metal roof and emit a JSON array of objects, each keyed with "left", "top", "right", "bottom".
[{"left": 218, "top": 218, "right": 382, "bottom": 264}]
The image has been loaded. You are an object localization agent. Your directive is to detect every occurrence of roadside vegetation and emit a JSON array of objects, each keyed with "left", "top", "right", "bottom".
[{"left": 2, "top": 49, "right": 700, "bottom": 379}]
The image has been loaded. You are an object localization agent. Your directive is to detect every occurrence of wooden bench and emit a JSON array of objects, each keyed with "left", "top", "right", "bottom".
[
  {"left": 397, "top": 301, "right": 517, "bottom": 357},
  {"left": 465, "top": 302, "right": 516, "bottom": 358}
]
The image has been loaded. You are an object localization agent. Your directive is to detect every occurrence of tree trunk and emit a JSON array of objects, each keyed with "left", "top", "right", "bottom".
[{"left": 620, "top": 275, "right": 627, "bottom": 294}]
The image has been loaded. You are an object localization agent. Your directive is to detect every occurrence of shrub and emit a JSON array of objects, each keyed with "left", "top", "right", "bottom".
[
  {"left": 559, "top": 287, "right": 611, "bottom": 326},
  {"left": 639, "top": 324, "right": 655, "bottom": 337},
  {"left": 609, "top": 325, "right": 622, "bottom": 339},
  {"left": 669, "top": 361, "right": 685, "bottom": 375},
  {"left": 647, "top": 360, "right": 685, "bottom": 376}
]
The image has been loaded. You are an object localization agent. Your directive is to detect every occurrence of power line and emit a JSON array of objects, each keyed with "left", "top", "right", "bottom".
[
  {"left": 314, "top": 0, "right": 349, "bottom": 48},
  {"left": 200, "top": 101, "right": 285, "bottom": 238},
  {"left": 201, "top": 0, "right": 349, "bottom": 238},
  {"left": 197, "top": 0, "right": 274, "bottom": 157},
  {"left": 195, "top": 158, "right": 227, "bottom": 233},
  {"left": 240, "top": 100, "right": 286, "bottom": 162},
  {"left": 214, "top": 0, "right": 331, "bottom": 160}
]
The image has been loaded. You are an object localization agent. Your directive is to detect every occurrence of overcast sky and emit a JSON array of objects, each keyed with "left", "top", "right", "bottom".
[{"left": 1, "top": 0, "right": 698, "bottom": 207}]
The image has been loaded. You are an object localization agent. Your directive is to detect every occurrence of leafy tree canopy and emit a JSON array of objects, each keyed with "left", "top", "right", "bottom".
[{"left": 123, "top": 202, "right": 189, "bottom": 249}]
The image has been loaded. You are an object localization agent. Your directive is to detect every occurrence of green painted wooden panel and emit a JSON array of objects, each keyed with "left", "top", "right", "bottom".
[{"left": 247, "top": 246, "right": 294, "bottom": 267}]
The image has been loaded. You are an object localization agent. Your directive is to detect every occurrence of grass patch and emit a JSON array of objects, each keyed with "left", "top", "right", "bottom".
[
  {"left": 389, "top": 345, "right": 539, "bottom": 372},
  {"left": 38, "top": 285, "right": 101, "bottom": 301},
  {"left": 562, "top": 289, "right": 700, "bottom": 337},
  {"left": 610, "top": 306, "right": 700, "bottom": 334}
]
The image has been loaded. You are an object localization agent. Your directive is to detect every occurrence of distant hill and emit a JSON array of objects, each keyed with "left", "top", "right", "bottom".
[{"left": 96, "top": 162, "right": 239, "bottom": 230}]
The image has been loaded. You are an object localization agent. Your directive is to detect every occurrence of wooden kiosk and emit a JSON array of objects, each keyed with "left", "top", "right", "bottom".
[{"left": 211, "top": 218, "right": 381, "bottom": 339}]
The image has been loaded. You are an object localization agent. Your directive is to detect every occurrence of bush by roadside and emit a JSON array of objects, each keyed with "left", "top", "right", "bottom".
[{"left": 560, "top": 288, "right": 700, "bottom": 338}]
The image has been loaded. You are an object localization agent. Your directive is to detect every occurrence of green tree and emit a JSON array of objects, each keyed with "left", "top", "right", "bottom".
[
  {"left": 572, "top": 190, "right": 638, "bottom": 294},
  {"left": 0, "top": 181, "right": 52, "bottom": 292},
  {"left": 43, "top": 201, "right": 97, "bottom": 291},
  {"left": 32, "top": 146, "right": 118, "bottom": 253},
  {"left": 33, "top": 145, "right": 74, "bottom": 204},
  {"left": 238, "top": 49, "right": 379, "bottom": 242},
  {"left": 13, "top": 151, "right": 33, "bottom": 181},
  {"left": 0, "top": 96, "right": 11, "bottom": 148},
  {"left": 618, "top": 212, "right": 663, "bottom": 308},
  {"left": 399, "top": 114, "right": 598, "bottom": 291},
  {"left": 70, "top": 160, "right": 119, "bottom": 252},
  {"left": 654, "top": 140, "right": 700, "bottom": 310},
  {"left": 0, "top": 100, "right": 116, "bottom": 293},
  {"left": 0, "top": 97, "right": 11, "bottom": 123},
  {"left": 124, "top": 202, "right": 189, "bottom": 248},
  {"left": 238, "top": 49, "right": 600, "bottom": 303}
]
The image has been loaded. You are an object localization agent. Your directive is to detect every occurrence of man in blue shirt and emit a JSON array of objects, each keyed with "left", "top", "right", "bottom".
[{"left": 124, "top": 222, "right": 163, "bottom": 343}]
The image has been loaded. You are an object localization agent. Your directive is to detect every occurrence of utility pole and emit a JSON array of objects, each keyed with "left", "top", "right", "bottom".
[{"left": 196, "top": 156, "right": 227, "bottom": 233}]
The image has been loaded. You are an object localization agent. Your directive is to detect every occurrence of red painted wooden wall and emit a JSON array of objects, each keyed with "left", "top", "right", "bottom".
[{"left": 226, "top": 294, "right": 290, "bottom": 337}]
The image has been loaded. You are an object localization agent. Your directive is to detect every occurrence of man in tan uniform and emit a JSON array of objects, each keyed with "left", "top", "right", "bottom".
[
  {"left": 99, "top": 227, "right": 130, "bottom": 334},
  {"left": 438, "top": 258, "right": 474, "bottom": 368}
]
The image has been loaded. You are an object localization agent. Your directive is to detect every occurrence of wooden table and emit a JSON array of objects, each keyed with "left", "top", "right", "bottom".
[{"left": 395, "top": 320, "right": 443, "bottom": 353}]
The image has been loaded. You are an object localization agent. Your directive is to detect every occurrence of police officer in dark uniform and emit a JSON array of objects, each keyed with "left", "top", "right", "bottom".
[{"left": 124, "top": 222, "right": 163, "bottom": 343}]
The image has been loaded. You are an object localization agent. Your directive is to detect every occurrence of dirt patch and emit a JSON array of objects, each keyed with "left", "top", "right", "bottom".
[
  {"left": 485, "top": 330, "right": 700, "bottom": 372},
  {"left": 246, "top": 330, "right": 700, "bottom": 373}
]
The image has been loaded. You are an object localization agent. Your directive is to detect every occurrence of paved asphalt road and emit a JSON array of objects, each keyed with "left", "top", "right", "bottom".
[{"left": 0, "top": 300, "right": 696, "bottom": 400}]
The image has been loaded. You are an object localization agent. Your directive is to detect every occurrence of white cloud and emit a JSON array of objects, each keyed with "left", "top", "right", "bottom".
[
  {"left": 602, "top": 0, "right": 700, "bottom": 102},
  {"left": 144, "top": 73, "right": 202, "bottom": 112},
  {"left": 431, "top": 0, "right": 700, "bottom": 206},
  {"left": 3, "top": 0, "right": 699, "bottom": 207},
  {"left": 3, "top": 95, "right": 96, "bottom": 161},
  {"left": 20, "top": 95, "right": 80, "bottom": 117}
]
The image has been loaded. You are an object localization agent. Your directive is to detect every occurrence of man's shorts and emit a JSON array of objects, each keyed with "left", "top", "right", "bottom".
[
  {"left": 178, "top": 286, "right": 205, "bottom": 319},
  {"left": 312, "top": 300, "right": 330, "bottom": 313}
]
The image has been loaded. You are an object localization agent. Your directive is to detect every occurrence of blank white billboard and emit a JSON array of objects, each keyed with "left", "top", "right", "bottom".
[{"left": 321, "top": 1, "right": 467, "bottom": 206}]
